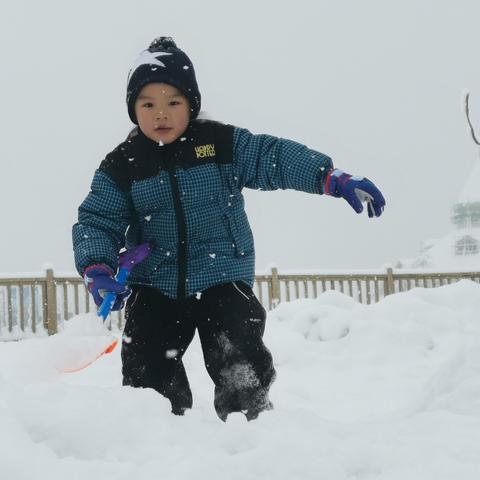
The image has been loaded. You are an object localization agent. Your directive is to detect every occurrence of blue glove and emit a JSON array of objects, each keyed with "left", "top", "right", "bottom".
[
  {"left": 324, "top": 168, "right": 385, "bottom": 217},
  {"left": 83, "top": 264, "right": 131, "bottom": 310}
]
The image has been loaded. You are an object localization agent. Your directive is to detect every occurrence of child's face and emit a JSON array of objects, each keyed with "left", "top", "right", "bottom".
[{"left": 134, "top": 83, "right": 190, "bottom": 144}]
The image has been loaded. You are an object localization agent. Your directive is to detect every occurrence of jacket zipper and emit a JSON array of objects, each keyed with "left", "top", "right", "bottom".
[{"left": 167, "top": 165, "right": 188, "bottom": 299}]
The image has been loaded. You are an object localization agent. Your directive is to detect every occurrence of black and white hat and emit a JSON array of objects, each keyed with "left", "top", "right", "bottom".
[{"left": 126, "top": 37, "right": 201, "bottom": 124}]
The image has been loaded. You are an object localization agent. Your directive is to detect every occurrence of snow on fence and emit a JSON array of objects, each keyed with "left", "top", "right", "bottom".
[{"left": 1, "top": 267, "right": 479, "bottom": 339}]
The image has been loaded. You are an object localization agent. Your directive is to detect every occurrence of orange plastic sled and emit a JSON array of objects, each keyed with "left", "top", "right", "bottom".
[{"left": 60, "top": 338, "right": 119, "bottom": 373}]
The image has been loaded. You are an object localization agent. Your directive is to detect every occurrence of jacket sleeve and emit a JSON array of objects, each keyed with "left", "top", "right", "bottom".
[
  {"left": 72, "top": 169, "right": 133, "bottom": 276},
  {"left": 232, "top": 127, "right": 334, "bottom": 193}
]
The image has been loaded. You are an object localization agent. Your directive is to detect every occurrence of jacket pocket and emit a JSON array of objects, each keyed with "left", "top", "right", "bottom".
[{"left": 222, "top": 213, "right": 247, "bottom": 257}]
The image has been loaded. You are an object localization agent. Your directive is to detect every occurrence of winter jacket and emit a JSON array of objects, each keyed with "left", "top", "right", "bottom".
[{"left": 72, "top": 119, "right": 333, "bottom": 299}]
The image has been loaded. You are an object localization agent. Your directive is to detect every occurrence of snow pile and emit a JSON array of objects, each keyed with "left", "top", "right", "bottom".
[{"left": 1, "top": 280, "right": 480, "bottom": 479}]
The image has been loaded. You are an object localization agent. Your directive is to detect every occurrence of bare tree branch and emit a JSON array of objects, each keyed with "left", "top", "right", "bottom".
[{"left": 465, "top": 92, "right": 480, "bottom": 146}]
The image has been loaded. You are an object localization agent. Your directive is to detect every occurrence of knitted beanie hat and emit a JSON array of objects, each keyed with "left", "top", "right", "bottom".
[{"left": 126, "top": 37, "right": 201, "bottom": 124}]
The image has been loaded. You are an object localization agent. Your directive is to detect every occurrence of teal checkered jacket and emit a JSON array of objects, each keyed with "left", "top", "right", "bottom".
[{"left": 72, "top": 120, "right": 333, "bottom": 299}]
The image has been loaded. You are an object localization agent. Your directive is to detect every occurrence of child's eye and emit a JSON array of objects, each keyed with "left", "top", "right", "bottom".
[
  {"left": 170, "top": 100, "right": 182, "bottom": 106},
  {"left": 142, "top": 102, "right": 154, "bottom": 108}
]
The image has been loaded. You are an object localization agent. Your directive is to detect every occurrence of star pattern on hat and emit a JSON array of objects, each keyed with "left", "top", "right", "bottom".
[{"left": 127, "top": 50, "right": 173, "bottom": 82}]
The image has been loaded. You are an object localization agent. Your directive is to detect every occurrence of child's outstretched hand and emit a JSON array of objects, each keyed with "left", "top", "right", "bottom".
[{"left": 324, "top": 168, "right": 385, "bottom": 217}]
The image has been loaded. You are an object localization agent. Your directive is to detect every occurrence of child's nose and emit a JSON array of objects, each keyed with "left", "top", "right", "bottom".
[{"left": 156, "top": 110, "right": 168, "bottom": 119}]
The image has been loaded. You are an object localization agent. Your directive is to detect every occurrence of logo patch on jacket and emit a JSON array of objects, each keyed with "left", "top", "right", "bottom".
[{"left": 195, "top": 143, "right": 216, "bottom": 159}]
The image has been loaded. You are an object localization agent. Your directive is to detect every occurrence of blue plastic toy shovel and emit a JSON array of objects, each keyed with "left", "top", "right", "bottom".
[
  {"left": 97, "top": 243, "right": 152, "bottom": 320},
  {"left": 60, "top": 243, "right": 152, "bottom": 373}
]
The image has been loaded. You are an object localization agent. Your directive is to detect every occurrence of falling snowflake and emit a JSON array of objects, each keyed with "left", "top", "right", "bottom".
[{"left": 165, "top": 349, "right": 178, "bottom": 359}]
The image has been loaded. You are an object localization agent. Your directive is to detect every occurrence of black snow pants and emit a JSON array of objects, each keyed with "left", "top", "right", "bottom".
[{"left": 121, "top": 281, "right": 276, "bottom": 421}]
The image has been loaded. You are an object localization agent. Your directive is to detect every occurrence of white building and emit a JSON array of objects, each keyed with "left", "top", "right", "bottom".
[{"left": 395, "top": 93, "right": 480, "bottom": 269}]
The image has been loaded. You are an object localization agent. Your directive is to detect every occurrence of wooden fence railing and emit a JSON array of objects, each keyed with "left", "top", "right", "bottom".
[{"left": 1, "top": 268, "right": 479, "bottom": 338}]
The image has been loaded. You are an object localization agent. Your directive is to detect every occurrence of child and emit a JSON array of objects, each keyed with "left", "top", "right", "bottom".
[{"left": 73, "top": 36, "right": 385, "bottom": 421}]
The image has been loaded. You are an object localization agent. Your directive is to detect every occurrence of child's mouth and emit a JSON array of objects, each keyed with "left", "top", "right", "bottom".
[{"left": 155, "top": 127, "right": 172, "bottom": 133}]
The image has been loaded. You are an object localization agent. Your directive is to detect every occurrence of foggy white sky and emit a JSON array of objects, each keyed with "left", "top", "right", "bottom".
[{"left": 1, "top": 0, "right": 480, "bottom": 274}]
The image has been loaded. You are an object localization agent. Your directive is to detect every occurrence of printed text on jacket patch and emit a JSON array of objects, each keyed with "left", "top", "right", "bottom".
[{"left": 195, "top": 144, "right": 216, "bottom": 159}]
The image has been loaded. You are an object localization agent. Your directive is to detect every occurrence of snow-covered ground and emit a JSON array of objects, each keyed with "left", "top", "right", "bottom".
[{"left": 1, "top": 280, "right": 480, "bottom": 479}]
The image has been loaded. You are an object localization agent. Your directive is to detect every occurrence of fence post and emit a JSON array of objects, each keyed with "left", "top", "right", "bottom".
[
  {"left": 385, "top": 267, "right": 395, "bottom": 296},
  {"left": 271, "top": 267, "right": 281, "bottom": 308},
  {"left": 45, "top": 268, "right": 58, "bottom": 335},
  {"left": 6, "top": 285, "right": 13, "bottom": 332}
]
